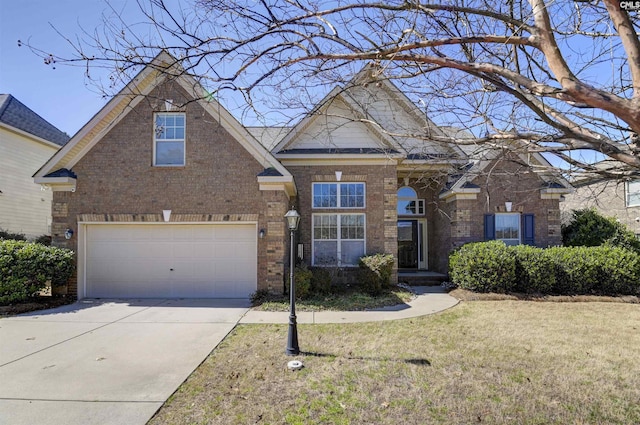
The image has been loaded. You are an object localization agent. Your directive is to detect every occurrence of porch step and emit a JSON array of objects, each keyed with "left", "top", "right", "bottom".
[{"left": 398, "top": 271, "right": 448, "bottom": 287}]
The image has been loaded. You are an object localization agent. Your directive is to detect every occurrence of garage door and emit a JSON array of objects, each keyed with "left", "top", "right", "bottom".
[{"left": 83, "top": 223, "right": 257, "bottom": 298}]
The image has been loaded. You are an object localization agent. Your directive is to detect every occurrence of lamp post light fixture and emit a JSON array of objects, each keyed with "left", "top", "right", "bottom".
[{"left": 284, "top": 208, "right": 301, "bottom": 356}]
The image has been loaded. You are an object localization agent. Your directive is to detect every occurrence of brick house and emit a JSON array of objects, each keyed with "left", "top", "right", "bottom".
[{"left": 34, "top": 52, "right": 571, "bottom": 299}]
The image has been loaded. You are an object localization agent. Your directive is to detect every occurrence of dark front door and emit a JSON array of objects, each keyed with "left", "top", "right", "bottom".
[{"left": 398, "top": 220, "right": 418, "bottom": 269}]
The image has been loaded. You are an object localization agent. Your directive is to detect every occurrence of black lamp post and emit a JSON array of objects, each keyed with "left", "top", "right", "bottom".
[{"left": 284, "top": 208, "right": 301, "bottom": 356}]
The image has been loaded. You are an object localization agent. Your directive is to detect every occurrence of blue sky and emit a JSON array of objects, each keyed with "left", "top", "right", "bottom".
[{"left": 0, "top": 0, "right": 134, "bottom": 136}]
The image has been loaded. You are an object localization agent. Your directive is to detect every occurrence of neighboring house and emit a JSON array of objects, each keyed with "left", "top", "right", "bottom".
[
  {"left": 0, "top": 94, "right": 69, "bottom": 239},
  {"left": 34, "top": 52, "right": 571, "bottom": 300},
  {"left": 561, "top": 160, "right": 640, "bottom": 237}
]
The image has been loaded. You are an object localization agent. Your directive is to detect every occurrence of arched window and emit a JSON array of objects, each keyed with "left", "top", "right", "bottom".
[{"left": 397, "top": 187, "right": 424, "bottom": 216}]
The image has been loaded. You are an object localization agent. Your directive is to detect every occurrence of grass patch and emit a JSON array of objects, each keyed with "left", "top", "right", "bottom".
[
  {"left": 252, "top": 286, "right": 415, "bottom": 312},
  {"left": 149, "top": 301, "right": 640, "bottom": 424}
]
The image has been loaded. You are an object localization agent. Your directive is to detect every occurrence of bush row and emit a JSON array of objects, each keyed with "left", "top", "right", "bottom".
[
  {"left": 284, "top": 253, "right": 396, "bottom": 300},
  {"left": 0, "top": 240, "right": 75, "bottom": 305},
  {"left": 449, "top": 240, "right": 640, "bottom": 296}
]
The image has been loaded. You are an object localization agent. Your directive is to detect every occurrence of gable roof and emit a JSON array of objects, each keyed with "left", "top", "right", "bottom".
[
  {"left": 34, "top": 52, "right": 294, "bottom": 195},
  {"left": 0, "top": 94, "right": 70, "bottom": 146},
  {"left": 271, "top": 67, "right": 465, "bottom": 164},
  {"left": 440, "top": 131, "right": 573, "bottom": 197},
  {"left": 272, "top": 86, "right": 403, "bottom": 158}
]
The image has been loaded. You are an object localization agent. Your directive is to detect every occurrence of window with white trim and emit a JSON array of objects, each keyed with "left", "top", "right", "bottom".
[
  {"left": 313, "top": 183, "right": 365, "bottom": 208},
  {"left": 495, "top": 213, "right": 521, "bottom": 246},
  {"left": 313, "top": 214, "right": 365, "bottom": 265},
  {"left": 397, "top": 186, "right": 425, "bottom": 216},
  {"left": 154, "top": 112, "right": 185, "bottom": 166},
  {"left": 627, "top": 180, "right": 640, "bottom": 207}
]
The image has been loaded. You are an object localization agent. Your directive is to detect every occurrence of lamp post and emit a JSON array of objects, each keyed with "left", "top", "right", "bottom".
[{"left": 284, "top": 208, "right": 301, "bottom": 356}]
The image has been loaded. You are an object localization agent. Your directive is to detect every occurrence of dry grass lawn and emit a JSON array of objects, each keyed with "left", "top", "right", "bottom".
[{"left": 149, "top": 301, "right": 640, "bottom": 424}]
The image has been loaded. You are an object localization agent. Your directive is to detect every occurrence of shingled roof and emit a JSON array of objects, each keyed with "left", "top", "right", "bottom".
[{"left": 0, "top": 94, "right": 70, "bottom": 146}]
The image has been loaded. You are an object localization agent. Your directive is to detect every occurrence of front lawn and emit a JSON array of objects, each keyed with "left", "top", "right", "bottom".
[{"left": 149, "top": 301, "right": 640, "bottom": 424}]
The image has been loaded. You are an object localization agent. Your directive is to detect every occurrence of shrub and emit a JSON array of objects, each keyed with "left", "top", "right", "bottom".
[
  {"left": 0, "top": 229, "right": 26, "bottom": 241},
  {"left": 310, "top": 267, "right": 333, "bottom": 295},
  {"left": 34, "top": 234, "right": 52, "bottom": 246},
  {"left": 449, "top": 241, "right": 516, "bottom": 293},
  {"left": 0, "top": 240, "right": 75, "bottom": 305},
  {"left": 358, "top": 253, "right": 395, "bottom": 295},
  {"left": 562, "top": 208, "right": 640, "bottom": 254},
  {"left": 449, "top": 241, "right": 640, "bottom": 296},
  {"left": 546, "top": 246, "right": 600, "bottom": 294},
  {"left": 594, "top": 246, "right": 640, "bottom": 295},
  {"left": 512, "top": 245, "right": 555, "bottom": 294},
  {"left": 285, "top": 263, "right": 313, "bottom": 300}
]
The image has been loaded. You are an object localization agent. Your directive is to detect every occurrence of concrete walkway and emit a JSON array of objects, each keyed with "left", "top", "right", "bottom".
[{"left": 240, "top": 286, "right": 458, "bottom": 324}]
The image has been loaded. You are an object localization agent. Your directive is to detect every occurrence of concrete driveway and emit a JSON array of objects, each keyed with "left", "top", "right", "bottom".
[{"left": 0, "top": 298, "right": 250, "bottom": 425}]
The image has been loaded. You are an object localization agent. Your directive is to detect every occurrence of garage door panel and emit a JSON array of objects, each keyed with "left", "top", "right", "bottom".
[{"left": 84, "top": 224, "right": 257, "bottom": 299}]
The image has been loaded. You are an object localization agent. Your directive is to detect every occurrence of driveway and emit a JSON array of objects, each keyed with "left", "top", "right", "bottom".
[{"left": 0, "top": 298, "right": 250, "bottom": 425}]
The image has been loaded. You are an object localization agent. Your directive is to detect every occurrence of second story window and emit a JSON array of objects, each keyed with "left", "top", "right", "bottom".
[
  {"left": 312, "top": 183, "right": 365, "bottom": 208},
  {"left": 154, "top": 112, "right": 185, "bottom": 166}
]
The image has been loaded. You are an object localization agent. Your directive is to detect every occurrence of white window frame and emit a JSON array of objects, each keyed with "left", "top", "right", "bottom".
[
  {"left": 495, "top": 213, "right": 521, "bottom": 246},
  {"left": 312, "top": 213, "right": 366, "bottom": 266},
  {"left": 626, "top": 180, "right": 640, "bottom": 207},
  {"left": 154, "top": 112, "right": 186, "bottom": 166},
  {"left": 397, "top": 186, "right": 425, "bottom": 216},
  {"left": 312, "top": 183, "right": 366, "bottom": 209}
]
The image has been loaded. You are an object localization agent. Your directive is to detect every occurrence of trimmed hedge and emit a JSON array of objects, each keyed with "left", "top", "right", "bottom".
[
  {"left": 0, "top": 240, "right": 75, "bottom": 305},
  {"left": 449, "top": 241, "right": 640, "bottom": 296},
  {"left": 449, "top": 240, "right": 516, "bottom": 293}
]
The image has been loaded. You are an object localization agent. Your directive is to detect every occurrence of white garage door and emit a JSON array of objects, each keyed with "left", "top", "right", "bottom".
[{"left": 84, "top": 223, "right": 257, "bottom": 298}]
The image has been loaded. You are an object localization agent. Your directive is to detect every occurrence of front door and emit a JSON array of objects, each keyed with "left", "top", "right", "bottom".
[
  {"left": 398, "top": 220, "right": 418, "bottom": 269},
  {"left": 397, "top": 220, "right": 427, "bottom": 270}
]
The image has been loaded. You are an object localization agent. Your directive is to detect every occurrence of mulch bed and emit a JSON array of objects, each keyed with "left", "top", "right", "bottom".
[{"left": 0, "top": 296, "right": 76, "bottom": 317}]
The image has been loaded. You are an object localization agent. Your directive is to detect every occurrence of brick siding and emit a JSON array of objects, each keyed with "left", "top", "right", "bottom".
[{"left": 51, "top": 80, "right": 289, "bottom": 296}]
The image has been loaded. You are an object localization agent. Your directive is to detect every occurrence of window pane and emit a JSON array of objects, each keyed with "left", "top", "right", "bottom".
[
  {"left": 313, "top": 215, "right": 337, "bottom": 240},
  {"left": 340, "top": 215, "right": 364, "bottom": 240},
  {"left": 341, "top": 241, "right": 365, "bottom": 265},
  {"left": 155, "top": 113, "right": 185, "bottom": 141},
  {"left": 398, "top": 200, "right": 417, "bottom": 215},
  {"left": 398, "top": 187, "right": 417, "bottom": 198},
  {"left": 340, "top": 183, "right": 365, "bottom": 208},
  {"left": 156, "top": 141, "right": 185, "bottom": 165},
  {"left": 495, "top": 214, "right": 520, "bottom": 243},
  {"left": 314, "top": 241, "right": 338, "bottom": 265},
  {"left": 313, "top": 184, "right": 337, "bottom": 208}
]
